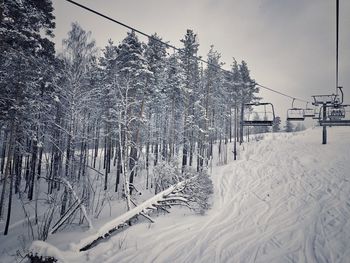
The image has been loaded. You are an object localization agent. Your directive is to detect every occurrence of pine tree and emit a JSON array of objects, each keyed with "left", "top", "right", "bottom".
[
  {"left": 285, "top": 120, "right": 294, "bottom": 132},
  {"left": 0, "top": 0, "right": 55, "bottom": 235},
  {"left": 204, "top": 46, "right": 225, "bottom": 164},
  {"left": 164, "top": 52, "right": 185, "bottom": 164},
  {"left": 273, "top": 116, "right": 281, "bottom": 132},
  {"left": 179, "top": 29, "right": 201, "bottom": 170},
  {"left": 239, "top": 60, "right": 259, "bottom": 143},
  {"left": 295, "top": 122, "right": 306, "bottom": 132},
  {"left": 99, "top": 39, "right": 119, "bottom": 190},
  {"left": 116, "top": 31, "right": 152, "bottom": 198},
  {"left": 144, "top": 34, "right": 168, "bottom": 167}
]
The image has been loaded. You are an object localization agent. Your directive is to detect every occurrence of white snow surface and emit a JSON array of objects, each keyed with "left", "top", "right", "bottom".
[
  {"left": 96, "top": 127, "right": 350, "bottom": 263},
  {"left": 73, "top": 178, "right": 191, "bottom": 252},
  {"left": 2, "top": 126, "right": 350, "bottom": 263}
]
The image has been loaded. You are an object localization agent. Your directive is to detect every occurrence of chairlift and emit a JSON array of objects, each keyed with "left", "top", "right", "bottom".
[
  {"left": 303, "top": 102, "right": 315, "bottom": 118},
  {"left": 328, "top": 105, "right": 345, "bottom": 120},
  {"left": 312, "top": 108, "right": 320, "bottom": 120},
  {"left": 319, "top": 104, "right": 350, "bottom": 126},
  {"left": 287, "top": 99, "right": 305, "bottom": 121},
  {"left": 242, "top": 102, "right": 275, "bottom": 126},
  {"left": 312, "top": 94, "right": 338, "bottom": 106}
]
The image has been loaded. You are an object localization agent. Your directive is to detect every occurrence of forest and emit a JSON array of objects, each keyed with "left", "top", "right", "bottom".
[{"left": 0, "top": 0, "right": 274, "bottom": 245}]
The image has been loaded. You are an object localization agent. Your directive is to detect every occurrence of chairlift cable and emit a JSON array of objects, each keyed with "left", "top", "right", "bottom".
[{"left": 255, "top": 84, "right": 309, "bottom": 103}]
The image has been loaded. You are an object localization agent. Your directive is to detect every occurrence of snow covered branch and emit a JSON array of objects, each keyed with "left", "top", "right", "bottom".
[{"left": 77, "top": 176, "right": 195, "bottom": 251}]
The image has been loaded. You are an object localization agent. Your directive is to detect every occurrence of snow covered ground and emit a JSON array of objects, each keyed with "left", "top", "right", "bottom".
[
  {"left": 93, "top": 127, "right": 350, "bottom": 263},
  {"left": 2, "top": 126, "right": 350, "bottom": 262}
]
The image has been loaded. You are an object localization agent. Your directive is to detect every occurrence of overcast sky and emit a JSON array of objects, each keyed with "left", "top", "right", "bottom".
[{"left": 52, "top": 0, "right": 350, "bottom": 121}]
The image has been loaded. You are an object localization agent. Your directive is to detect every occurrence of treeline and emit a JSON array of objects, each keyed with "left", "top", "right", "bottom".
[{"left": 0, "top": 0, "right": 258, "bottom": 237}]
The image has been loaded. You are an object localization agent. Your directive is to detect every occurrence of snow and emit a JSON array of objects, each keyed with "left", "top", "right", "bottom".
[
  {"left": 29, "top": 241, "right": 67, "bottom": 262},
  {"left": 54, "top": 95, "right": 60, "bottom": 102},
  {"left": 73, "top": 178, "right": 192, "bottom": 252},
  {"left": 99, "top": 127, "right": 350, "bottom": 263},
  {"left": 1, "top": 126, "right": 350, "bottom": 262}
]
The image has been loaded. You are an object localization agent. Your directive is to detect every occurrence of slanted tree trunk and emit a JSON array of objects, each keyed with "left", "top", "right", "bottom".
[
  {"left": 65, "top": 122, "right": 72, "bottom": 178},
  {"left": 60, "top": 187, "right": 68, "bottom": 216}
]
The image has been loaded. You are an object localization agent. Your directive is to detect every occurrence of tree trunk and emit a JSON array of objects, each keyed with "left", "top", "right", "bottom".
[
  {"left": 65, "top": 124, "right": 72, "bottom": 178},
  {"left": 115, "top": 145, "right": 121, "bottom": 192},
  {"left": 0, "top": 119, "right": 16, "bottom": 219},
  {"left": 14, "top": 151, "right": 22, "bottom": 194},
  {"left": 0, "top": 130, "right": 8, "bottom": 175},
  {"left": 182, "top": 138, "right": 187, "bottom": 173},
  {"left": 145, "top": 141, "right": 149, "bottom": 189},
  {"left": 28, "top": 138, "right": 38, "bottom": 201},
  {"left": 37, "top": 143, "right": 43, "bottom": 177},
  {"left": 240, "top": 102, "right": 244, "bottom": 144},
  {"left": 189, "top": 132, "right": 194, "bottom": 167},
  {"left": 128, "top": 146, "right": 137, "bottom": 188},
  {"left": 61, "top": 187, "right": 68, "bottom": 216},
  {"left": 93, "top": 125, "right": 99, "bottom": 168},
  {"left": 4, "top": 154, "right": 14, "bottom": 235},
  {"left": 154, "top": 143, "right": 158, "bottom": 166}
]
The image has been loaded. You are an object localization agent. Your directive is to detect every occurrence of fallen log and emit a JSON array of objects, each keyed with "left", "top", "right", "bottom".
[
  {"left": 77, "top": 177, "right": 194, "bottom": 251},
  {"left": 28, "top": 177, "right": 195, "bottom": 262}
]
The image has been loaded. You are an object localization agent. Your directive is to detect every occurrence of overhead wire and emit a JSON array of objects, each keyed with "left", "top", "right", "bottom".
[
  {"left": 64, "top": 0, "right": 311, "bottom": 104},
  {"left": 335, "top": 0, "right": 339, "bottom": 95},
  {"left": 255, "top": 83, "right": 309, "bottom": 103}
]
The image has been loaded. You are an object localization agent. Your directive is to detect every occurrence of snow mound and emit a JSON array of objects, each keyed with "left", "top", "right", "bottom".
[{"left": 29, "top": 241, "right": 66, "bottom": 262}]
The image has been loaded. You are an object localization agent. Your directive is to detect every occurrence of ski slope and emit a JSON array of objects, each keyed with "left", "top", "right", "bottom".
[
  {"left": 8, "top": 126, "right": 350, "bottom": 263},
  {"left": 90, "top": 127, "right": 350, "bottom": 263}
]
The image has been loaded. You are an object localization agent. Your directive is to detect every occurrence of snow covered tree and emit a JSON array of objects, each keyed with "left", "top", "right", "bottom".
[
  {"left": 0, "top": 6, "right": 266, "bottom": 244},
  {"left": 0, "top": 0, "right": 55, "bottom": 235},
  {"left": 163, "top": 52, "right": 185, "bottom": 165},
  {"left": 115, "top": 31, "right": 152, "bottom": 198},
  {"left": 251, "top": 114, "right": 270, "bottom": 134},
  {"left": 239, "top": 60, "right": 259, "bottom": 143},
  {"left": 99, "top": 39, "right": 120, "bottom": 191},
  {"left": 294, "top": 122, "right": 306, "bottom": 132},
  {"left": 153, "top": 160, "right": 213, "bottom": 214},
  {"left": 285, "top": 120, "right": 294, "bottom": 132},
  {"left": 179, "top": 29, "right": 201, "bottom": 171},
  {"left": 58, "top": 22, "right": 98, "bottom": 214},
  {"left": 204, "top": 46, "right": 225, "bottom": 164},
  {"left": 144, "top": 33, "right": 168, "bottom": 169},
  {"left": 273, "top": 116, "right": 281, "bottom": 132},
  {"left": 223, "top": 58, "right": 241, "bottom": 143}
]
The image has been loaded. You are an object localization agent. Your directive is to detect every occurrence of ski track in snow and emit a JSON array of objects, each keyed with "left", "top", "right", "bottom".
[
  {"left": 86, "top": 127, "right": 350, "bottom": 263},
  {"left": 74, "top": 127, "right": 346, "bottom": 263},
  {"left": 8, "top": 127, "right": 348, "bottom": 263}
]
